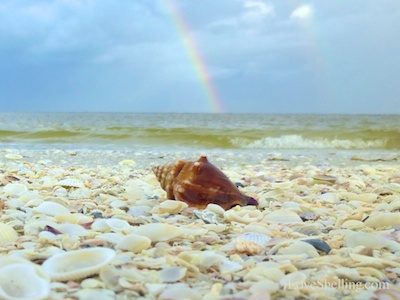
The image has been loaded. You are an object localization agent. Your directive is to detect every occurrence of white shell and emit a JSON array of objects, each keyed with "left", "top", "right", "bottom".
[
  {"left": 3, "top": 183, "right": 28, "bottom": 197},
  {"left": 157, "top": 200, "right": 188, "bottom": 214},
  {"left": 5, "top": 153, "right": 23, "bottom": 160},
  {"left": 263, "top": 210, "right": 303, "bottom": 223},
  {"left": 236, "top": 232, "right": 272, "bottom": 248},
  {"left": 0, "top": 257, "right": 50, "bottom": 300},
  {"left": 116, "top": 234, "right": 152, "bottom": 253},
  {"left": 160, "top": 266, "right": 187, "bottom": 283},
  {"left": 42, "top": 247, "right": 116, "bottom": 281},
  {"left": 0, "top": 223, "right": 18, "bottom": 245},
  {"left": 131, "top": 223, "right": 183, "bottom": 242},
  {"left": 32, "top": 202, "right": 70, "bottom": 216},
  {"left": 54, "top": 178, "right": 85, "bottom": 188},
  {"left": 54, "top": 213, "right": 93, "bottom": 224},
  {"left": 105, "top": 218, "right": 131, "bottom": 233}
]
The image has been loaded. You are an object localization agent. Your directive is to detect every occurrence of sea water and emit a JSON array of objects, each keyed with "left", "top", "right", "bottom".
[{"left": 0, "top": 112, "right": 399, "bottom": 152}]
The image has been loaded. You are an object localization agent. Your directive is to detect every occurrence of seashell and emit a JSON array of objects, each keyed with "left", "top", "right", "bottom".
[
  {"left": 54, "top": 178, "right": 84, "bottom": 188},
  {"left": 312, "top": 174, "right": 337, "bottom": 183},
  {"left": 235, "top": 232, "right": 271, "bottom": 255},
  {"left": 116, "top": 233, "right": 152, "bottom": 253},
  {"left": 194, "top": 209, "right": 219, "bottom": 224},
  {"left": 264, "top": 210, "right": 303, "bottom": 223},
  {"left": 269, "top": 240, "right": 320, "bottom": 258},
  {"left": 159, "top": 284, "right": 201, "bottom": 300},
  {"left": 157, "top": 200, "right": 188, "bottom": 214},
  {"left": 224, "top": 206, "right": 264, "bottom": 224},
  {"left": 105, "top": 218, "right": 131, "bottom": 233},
  {"left": 32, "top": 201, "right": 70, "bottom": 216},
  {"left": 237, "top": 232, "right": 272, "bottom": 248},
  {"left": 68, "top": 187, "right": 91, "bottom": 200},
  {"left": 54, "top": 213, "right": 93, "bottom": 224},
  {"left": 344, "top": 232, "right": 390, "bottom": 249},
  {"left": 42, "top": 247, "right": 116, "bottom": 281},
  {"left": 0, "top": 257, "right": 50, "bottom": 300},
  {"left": 5, "top": 153, "right": 23, "bottom": 160},
  {"left": 131, "top": 223, "right": 183, "bottom": 242},
  {"left": 160, "top": 266, "right": 187, "bottom": 283},
  {"left": 0, "top": 223, "right": 18, "bottom": 245},
  {"left": 127, "top": 205, "right": 152, "bottom": 217},
  {"left": 91, "top": 219, "right": 111, "bottom": 232},
  {"left": 364, "top": 213, "right": 400, "bottom": 229},
  {"left": 3, "top": 183, "right": 28, "bottom": 197},
  {"left": 152, "top": 156, "right": 258, "bottom": 210}
]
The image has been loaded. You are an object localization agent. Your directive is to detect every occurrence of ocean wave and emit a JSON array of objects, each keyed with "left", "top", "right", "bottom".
[{"left": 230, "top": 135, "right": 388, "bottom": 150}]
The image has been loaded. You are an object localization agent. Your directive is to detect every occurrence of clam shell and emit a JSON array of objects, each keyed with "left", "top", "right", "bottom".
[
  {"left": 3, "top": 183, "right": 28, "bottom": 197},
  {"left": 132, "top": 223, "right": 183, "bottom": 242},
  {"left": 157, "top": 200, "right": 188, "bottom": 214},
  {"left": 116, "top": 233, "right": 152, "bottom": 253},
  {"left": 0, "top": 223, "right": 18, "bottom": 245},
  {"left": 54, "top": 213, "right": 93, "bottom": 224},
  {"left": 42, "top": 247, "right": 116, "bottom": 281},
  {"left": 54, "top": 178, "right": 85, "bottom": 188},
  {"left": 5, "top": 153, "right": 23, "bottom": 160},
  {"left": 264, "top": 210, "right": 303, "bottom": 223},
  {"left": 32, "top": 201, "right": 70, "bottom": 216},
  {"left": 0, "top": 257, "right": 50, "bottom": 300}
]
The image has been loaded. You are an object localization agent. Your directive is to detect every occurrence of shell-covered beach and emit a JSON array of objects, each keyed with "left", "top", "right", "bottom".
[{"left": 1, "top": 148, "right": 400, "bottom": 300}]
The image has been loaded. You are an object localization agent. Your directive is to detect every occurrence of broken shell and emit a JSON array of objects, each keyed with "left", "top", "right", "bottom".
[
  {"left": 224, "top": 207, "right": 264, "bottom": 224},
  {"left": 131, "top": 223, "right": 183, "bottom": 242},
  {"left": 42, "top": 247, "right": 116, "bottom": 281},
  {"left": 116, "top": 234, "right": 152, "bottom": 253},
  {"left": 194, "top": 209, "right": 219, "bottom": 224},
  {"left": 54, "top": 213, "right": 93, "bottom": 224},
  {"left": 3, "top": 183, "right": 28, "bottom": 197},
  {"left": 0, "top": 257, "right": 50, "bottom": 300},
  {"left": 160, "top": 266, "right": 187, "bottom": 283},
  {"left": 270, "top": 240, "right": 320, "bottom": 258},
  {"left": 32, "top": 201, "right": 70, "bottom": 216},
  {"left": 152, "top": 156, "right": 258, "bottom": 210},
  {"left": 54, "top": 178, "right": 85, "bottom": 188},
  {"left": 0, "top": 223, "right": 18, "bottom": 245}
]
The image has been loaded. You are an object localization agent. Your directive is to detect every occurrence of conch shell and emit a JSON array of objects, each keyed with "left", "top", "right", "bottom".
[{"left": 152, "top": 156, "right": 258, "bottom": 210}]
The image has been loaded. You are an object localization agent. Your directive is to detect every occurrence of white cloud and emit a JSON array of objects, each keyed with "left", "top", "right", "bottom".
[
  {"left": 291, "top": 4, "right": 313, "bottom": 21},
  {"left": 243, "top": 0, "right": 274, "bottom": 22}
]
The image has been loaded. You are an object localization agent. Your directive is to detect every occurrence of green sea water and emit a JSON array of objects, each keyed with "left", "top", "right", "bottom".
[{"left": 0, "top": 112, "right": 399, "bottom": 151}]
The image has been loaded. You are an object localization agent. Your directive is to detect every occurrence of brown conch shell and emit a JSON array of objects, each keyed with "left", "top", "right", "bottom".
[{"left": 152, "top": 156, "right": 258, "bottom": 210}]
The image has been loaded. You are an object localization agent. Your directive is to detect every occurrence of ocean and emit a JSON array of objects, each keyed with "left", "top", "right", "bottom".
[{"left": 1, "top": 112, "right": 398, "bottom": 152}]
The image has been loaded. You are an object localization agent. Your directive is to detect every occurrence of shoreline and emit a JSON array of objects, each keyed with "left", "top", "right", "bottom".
[{"left": 1, "top": 147, "right": 399, "bottom": 299}]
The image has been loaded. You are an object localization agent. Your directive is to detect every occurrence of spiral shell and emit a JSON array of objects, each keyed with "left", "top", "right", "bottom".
[{"left": 152, "top": 156, "right": 258, "bottom": 210}]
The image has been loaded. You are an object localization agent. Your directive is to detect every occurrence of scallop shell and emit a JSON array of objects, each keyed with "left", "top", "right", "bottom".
[
  {"left": 152, "top": 156, "right": 258, "bottom": 210},
  {"left": 116, "top": 234, "right": 152, "bottom": 253},
  {"left": 54, "top": 178, "right": 85, "bottom": 188},
  {"left": 32, "top": 201, "right": 70, "bottom": 216},
  {"left": 0, "top": 223, "right": 18, "bottom": 245},
  {"left": 42, "top": 247, "right": 116, "bottom": 281},
  {"left": 3, "top": 183, "right": 28, "bottom": 197},
  {"left": 131, "top": 223, "right": 183, "bottom": 242},
  {"left": 0, "top": 257, "right": 50, "bottom": 300}
]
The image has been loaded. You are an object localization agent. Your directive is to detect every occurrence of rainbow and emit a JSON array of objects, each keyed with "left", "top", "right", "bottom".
[{"left": 164, "top": 0, "right": 224, "bottom": 113}]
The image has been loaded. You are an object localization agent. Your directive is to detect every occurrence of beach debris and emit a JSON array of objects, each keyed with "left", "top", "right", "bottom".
[
  {"left": 0, "top": 256, "right": 51, "bottom": 300},
  {"left": 42, "top": 247, "right": 116, "bottom": 281},
  {"left": 152, "top": 156, "right": 258, "bottom": 210}
]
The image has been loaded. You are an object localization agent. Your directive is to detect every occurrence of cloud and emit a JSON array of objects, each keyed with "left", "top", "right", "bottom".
[
  {"left": 291, "top": 4, "right": 313, "bottom": 21},
  {"left": 243, "top": 0, "right": 274, "bottom": 22}
]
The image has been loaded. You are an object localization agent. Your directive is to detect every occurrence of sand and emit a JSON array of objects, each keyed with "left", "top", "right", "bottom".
[{"left": 0, "top": 148, "right": 400, "bottom": 300}]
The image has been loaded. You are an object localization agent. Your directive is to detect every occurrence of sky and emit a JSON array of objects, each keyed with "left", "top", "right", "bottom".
[{"left": 1, "top": 0, "right": 399, "bottom": 114}]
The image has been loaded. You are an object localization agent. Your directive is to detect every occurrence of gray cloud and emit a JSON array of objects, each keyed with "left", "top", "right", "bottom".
[{"left": 1, "top": 0, "right": 399, "bottom": 113}]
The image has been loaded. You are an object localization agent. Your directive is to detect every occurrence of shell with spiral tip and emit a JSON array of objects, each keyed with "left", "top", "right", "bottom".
[{"left": 152, "top": 156, "right": 258, "bottom": 210}]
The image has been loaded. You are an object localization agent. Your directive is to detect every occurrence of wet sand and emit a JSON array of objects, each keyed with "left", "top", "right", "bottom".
[{"left": 0, "top": 149, "right": 399, "bottom": 299}]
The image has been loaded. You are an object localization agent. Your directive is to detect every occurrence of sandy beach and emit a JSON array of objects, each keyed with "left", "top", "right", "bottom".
[{"left": 1, "top": 148, "right": 400, "bottom": 299}]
